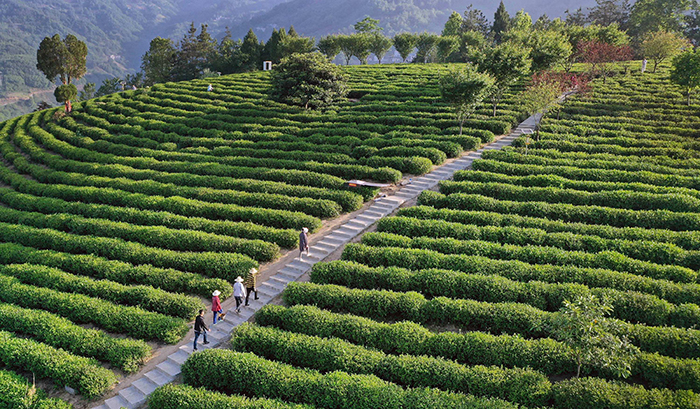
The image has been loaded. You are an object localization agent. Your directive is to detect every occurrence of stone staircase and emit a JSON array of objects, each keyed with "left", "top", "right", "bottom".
[{"left": 90, "top": 117, "right": 535, "bottom": 409}]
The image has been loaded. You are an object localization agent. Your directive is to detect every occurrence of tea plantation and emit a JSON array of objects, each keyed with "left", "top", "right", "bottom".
[
  {"left": 152, "top": 68, "right": 700, "bottom": 409},
  {"left": 0, "top": 64, "right": 525, "bottom": 406}
]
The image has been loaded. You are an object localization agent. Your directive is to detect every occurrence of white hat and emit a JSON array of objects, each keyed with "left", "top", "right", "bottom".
[
  {"left": 302, "top": 227, "right": 308, "bottom": 233},
  {"left": 234, "top": 276, "right": 244, "bottom": 282},
  {"left": 249, "top": 268, "right": 258, "bottom": 275},
  {"left": 212, "top": 290, "right": 221, "bottom": 297}
]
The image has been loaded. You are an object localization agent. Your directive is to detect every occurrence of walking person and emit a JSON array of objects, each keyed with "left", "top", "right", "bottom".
[
  {"left": 299, "top": 227, "right": 309, "bottom": 258},
  {"left": 642, "top": 58, "right": 647, "bottom": 73},
  {"left": 193, "top": 309, "right": 209, "bottom": 351},
  {"left": 233, "top": 276, "right": 246, "bottom": 313},
  {"left": 244, "top": 268, "right": 260, "bottom": 306},
  {"left": 212, "top": 290, "right": 225, "bottom": 324}
]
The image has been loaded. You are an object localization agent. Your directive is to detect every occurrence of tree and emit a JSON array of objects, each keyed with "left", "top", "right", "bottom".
[
  {"left": 547, "top": 295, "right": 639, "bottom": 378},
  {"left": 628, "top": 0, "right": 690, "bottom": 40},
  {"left": 564, "top": 8, "right": 588, "bottom": 26},
  {"left": 529, "top": 29, "right": 573, "bottom": 71},
  {"left": 262, "top": 28, "right": 288, "bottom": 64},
  {"left": 578, "top": 40, "right": 633, "bottom": 81},
  {"left": 280, "top": 35, "right": 315, "bottom": 57},
  {"left": 588, "top": 0, "right": 631, "bottom": 27},
  {"left": 436, "top": 36, "right": 460, "bottom": 63},
  {"left": 239, "top": 29, "right": 263, "bottom": 72},
  {"left": 212, "top": 28, "right": 242, "bottom": 75},
  {"left": 36, "top": 34, "right": 87, "bottom": 113},
  {"left": 368, "top": 34, "right": 392, "bottom": 63},
  {"left": 564, "top": 23, "right": 629, "bottom": 71},
  {"left": 640, "top": 30, "right": 690, "bottom": 72},
  {"left": 443, "top": 11, "right": 463, "bottom": 36},
  {"left": 34, "top": 101, "right": 53, "bottom": 112},
  {"left": 462, "top": 5, "right": 490, "bottom": 36},
  {"left": 78, "top": 82, "right": 95, "bottom": 101},
  {"left": 172, "top": 23, "right": 200, "bottom": 81},
  {"left": 492, "top": 1, "right": 511, "bottom": 44},
  {"left": 337, "top": 35, "right": 355, "bottom": 65},
  {"left": 318, "top": 36, "right": 341, "bottom": 60},
  {"left": 482, "top": 43, "right": 531, "bottom": 116},
  {"left": 270, "top": 52, "right": 348, "bottom": 109},
  {"left": 393, "top": 33, "right": 418, "bottom": 62},
  {"left": 347, "top": 34, "right": 372, "bottom": 64},
  {"left": 457, "top": 31, "right": 487, "bottom": 64},
  {"left": 439, "top": 65, "right": 494, "bottom": 135},
  {"left": 415, "top": 32, "right": 440, "bottom": 63},
  {"left": 670, "top": 49, "right": 700, "bottom": 105},
  {"left": 354, "top": 17, "right": 382, "bottom": 34},
  {"left": 687, "top": 2, "right": 700, "bottom": 45},
  {"left": 141, "top": 37, "right": 176, "bottom": 85},
  {"left": 95, "top": 77, "right": 123, "bottom": 97}
]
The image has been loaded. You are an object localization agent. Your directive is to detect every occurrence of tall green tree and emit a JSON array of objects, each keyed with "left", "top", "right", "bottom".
[
  {"left": 564, "top": 8, "right": 588, "bottom": 26},
  {"left": 436, "top": 36, "right": 460, "bottom": 62},
  {"left": 462, "top": 5, "right": 490, "bottom": 36},
  {"left": 212, "top": 28, "right": 242, "bottom": 75},
  {"left": 317, "top": 36, "right": 341, "bottom": 60},
  {"left": 393, "top": 33, "right": 418, "bottom": 62},
  {"left": 628, "top": 0, "right": 691, "bottom": 40},
  {"left": 337, "top": 35, "right": 354, "bottom": 65},
  {"left": 141, "top": 37, "right": 176, "bottom": 85},
  {"left": 686, "top": 2, "right": 700, "bottom": 45},
  {"left": 640, "top": 30, "right": 690, "bottom": 72},
  {"left": 239, "top": 29, "right": 263, "bottom": 72},
  {"left": 492, "top": 1, "right": 511, "bottom": 44},
  {"left": 347, "top": 34, "right": 371, "bottom": 64},
  {"left": 670, "top": 49, "right": 700, "bottom": 105},
  {"left": 78, "top": 82, "right": 95, "bottom": 101},
  {"left": 588, "top": 0, "right": 631, "bottom": 27},
  {"left": 369, "top": 33, "right": 392, "bottom": 64},
  {"left": 457, "top": 30, "right": 488, "bottom": 64},
  {"left": 280, "top": 35, "right": 315, "bottom": 57},
  {"left": 270, "top": 52, "right": 347, "bottom": 109},
  {"left": 172, "top": 23, "right": 200, "bottom": 81},
  {"left": 36, "top": 33, "right": 87, "bottom": 113},
  {"left": 262, "top": 28, "right": 288, "bottom": 64},
  {"left": 439, "top": 65, "right": 494, "bottom": 135},
  {"left": 354, "top": 17, "right": 382, "bottom": 34},
  {"left": 529, "top": 29, "right": 573, "bottom": 71},
  {"left": 482, "top": 42, "right": 531, "bottom": 116},
  {"left": 547, "top": 295, "right": 639, "bottom": 378},
  {"left": 443, "top": 11, "right": 463, "bottom": 36},
  {"left": 415, "top": 32, "right": 440, "bottom": 63}
]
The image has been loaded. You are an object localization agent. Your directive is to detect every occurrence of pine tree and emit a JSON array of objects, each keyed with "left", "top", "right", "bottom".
[
  {"left": 240, "top": 29, "right": 263, "bottom": 72},
  {"left": 492, "top": 1, "right": 511, "bottom": 44},
  {"left": 442, "top": 11, "right": 463, "bottom": 36}
]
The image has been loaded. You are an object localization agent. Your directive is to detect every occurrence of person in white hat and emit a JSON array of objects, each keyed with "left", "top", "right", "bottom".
[
  {"left": 233, "top": 276, "right": 247, "bottom": 313},
  {"left": 299, "top": 227, "right": 310, "bottom": 258},
  {"left": 244, "top": 268, "right": 260, "bottom": 306},
  {"left": 211, "top": 290, "right": 225, "bottom": 324}
]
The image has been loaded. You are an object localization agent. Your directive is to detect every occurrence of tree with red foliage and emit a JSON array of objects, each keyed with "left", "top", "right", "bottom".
[{"left": 577, "top": 40, "right": 633, "bottom": 83}]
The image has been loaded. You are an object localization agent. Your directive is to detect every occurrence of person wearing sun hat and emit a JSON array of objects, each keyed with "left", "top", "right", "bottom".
[
  {"left": 233, "top": 276, "right": 247, "bottom": 313},
  {"left": 211, "top": 290, "right": 225, "bottom": 324},
  {"left": 244, "top": 268, "right": 260, "bottom": 306}
]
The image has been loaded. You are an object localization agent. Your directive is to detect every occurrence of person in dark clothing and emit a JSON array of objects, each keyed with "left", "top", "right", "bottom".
[
  {"left": 193, "top": 309, "right": 210, "bottom": 350},
  {"left": 244, "top": 268, "right": 260, "bottom": 306},
  {"left": 299, "top": 227, "right": 309, "bottom": 258}
]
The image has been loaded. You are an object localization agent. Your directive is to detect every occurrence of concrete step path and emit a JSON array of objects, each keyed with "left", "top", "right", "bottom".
[{"left": 89, "top": 116, "right": 535, "bottom": 409}]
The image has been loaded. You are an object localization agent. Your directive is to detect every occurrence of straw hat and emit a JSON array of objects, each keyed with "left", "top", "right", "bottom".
[
  {"left": 302, "top": 227, "right": 308, "bottom": 233},
  {"left": 249, "top": 268, "right": 258, "bottom": 275},
  {"left": 234, "top": 276, "right": 244, "bottom": 282},
  {"left": 212, "top": 290, "right": 221, "bottom": 297}
]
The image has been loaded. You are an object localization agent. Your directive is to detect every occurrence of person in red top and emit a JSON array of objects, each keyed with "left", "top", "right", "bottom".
[{"left": 212, "top": 290, "right": 225, "bottom": 324}]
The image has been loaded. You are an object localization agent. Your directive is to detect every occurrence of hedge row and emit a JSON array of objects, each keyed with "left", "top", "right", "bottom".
[
  {"left": 232, "top": 323, "right": 551, "bottom": 407},
  {"left": 283, "top": 281, "right": 700, "bottom": 359},
  {"left": 0, "top": 221, "right": 259, "bottom": 281},
  {"left": 0, "top": 369, "right": 73, "bottom": 409},
  {"left": 361, "top": 231, "right": 694, "bottom": 283},
  {"left": 311, "top": 261, "right": 700, "bottom": 329},
  {"left": 377, "top": 216, "right": 695, "bottom": 268},
  {"left": 454, "top": 169, "right": 700, "bottom": 201},
  {"left": 396, "top": 206, "right": 700, "bottom": 251},
  {"left": 0, "top": 263, "right": 202, "bottom": 319},
  {"left": 43, "top": 120, "right": 403, "bottom": 183},
  {"left": 0, "top": 301, "right": 149, "bottom": 372},
  {"left": 255, "top": 305, "right": 700, "bottom": 393},
  {"left": 0, "top": 242, "right": 231, "bottom": 298},
  {"left": 0, "top": 205, "right": 280, "bottom": 262},
  {"left": 0, "top": 273, "right": 188, "bottom": 344},
  {"left": 439, "top": 179, "right": 700, "bottom": 214},
  {"left": 0, "top": 187, "right": 299, "bottom": 248},
  {"left": 0, "top": 330, "right": 116, "bottom": 398},
  {"left": 0, "top": 141, "right": 323, "bottom": 232},
  {"left": 181, "top": 349, "right": 519, "bottom": 409},
  {"left": 18, "top": 124, "right": 344, "bottom": 219},
  {"left": 418, "top": 191, "right": 700, "bottom": 232},
  {"left": 362, "top": 155, "right": 433, "bottom": 175},
  {"left": 148, "top": 384, "right": 312, "bottom": 409}
]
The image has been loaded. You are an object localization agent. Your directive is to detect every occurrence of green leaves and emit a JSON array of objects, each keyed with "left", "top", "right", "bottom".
[{"left": 270, "top": 52, "right": 347, "bottom": 109}]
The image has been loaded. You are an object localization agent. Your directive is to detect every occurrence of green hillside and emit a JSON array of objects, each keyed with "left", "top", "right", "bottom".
[
  {"left": 0, "top": 62, "right": 523, "bottom": 403},
  {"left": 158, "top": 65, "right": 700, "bottom": 409}
]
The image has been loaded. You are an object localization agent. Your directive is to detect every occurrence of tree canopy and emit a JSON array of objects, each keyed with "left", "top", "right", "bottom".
[{"left": 269, "top": 52, "right": 348, "bottom": 109}]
